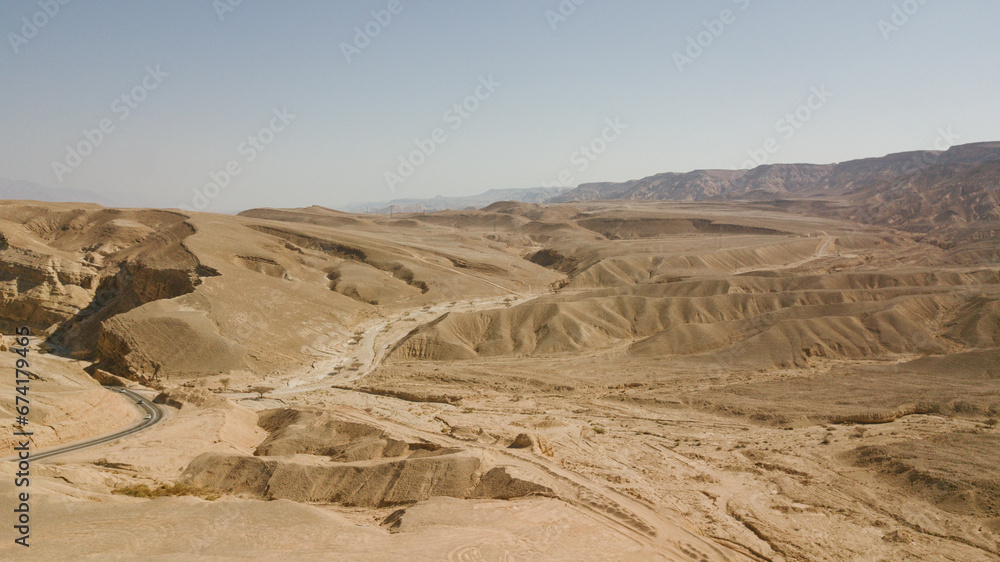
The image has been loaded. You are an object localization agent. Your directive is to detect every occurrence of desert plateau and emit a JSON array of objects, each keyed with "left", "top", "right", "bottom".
[
  {"left": 0, "top": 141, "right": 998, "bottom": 560},
  {"left": 3, "top": 3, "right": 999, "bottom": 559}
]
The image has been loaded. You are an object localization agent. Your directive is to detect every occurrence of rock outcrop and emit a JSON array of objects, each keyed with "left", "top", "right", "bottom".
[{"left": 183, "top": 408, "right": 554, "bottom": 507}]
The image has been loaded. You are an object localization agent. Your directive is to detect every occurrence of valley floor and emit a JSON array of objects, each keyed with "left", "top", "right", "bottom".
[{"left": 1, "top": 200, "right": 998, "bottom": 560}]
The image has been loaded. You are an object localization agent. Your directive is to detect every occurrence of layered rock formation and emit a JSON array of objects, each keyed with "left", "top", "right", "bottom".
[{"left": 183, "top": 408, "right": 553, "bottom": 507}]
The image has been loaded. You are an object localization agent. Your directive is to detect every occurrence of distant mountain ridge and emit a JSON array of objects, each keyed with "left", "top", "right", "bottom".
[
  {"left": 550, "top": 142, "right": 1000, "bottom": 204},
  {"left": 844, "top": 158, "right": 1000, "bottom": 228},
  {"left": 0, "top": 177, "right": 115, "bottom": 206},
  {"left": 546, "top": 142, "right": 1000, "bottom": 235},
  {"left": 340, "top": 186, "right": 569, "bottom": 214}
]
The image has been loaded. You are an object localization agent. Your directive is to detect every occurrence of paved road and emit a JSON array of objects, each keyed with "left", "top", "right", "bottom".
[{"left": 2, "top": 387, "right": 163, "bottom": 463}]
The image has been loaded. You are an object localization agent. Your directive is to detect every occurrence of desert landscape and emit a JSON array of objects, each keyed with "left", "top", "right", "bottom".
[{"left": 0, "top": 142, "right": 998, "bottom": 560}]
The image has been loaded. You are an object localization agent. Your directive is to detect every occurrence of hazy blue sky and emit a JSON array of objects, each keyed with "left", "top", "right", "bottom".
[{"left": 1, "top": 1, "right": 997, "bottom": 210}]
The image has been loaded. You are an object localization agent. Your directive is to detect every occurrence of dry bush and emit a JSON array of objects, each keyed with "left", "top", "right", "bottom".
[{"left": 114, "top": 483, "right": 218, "bottom": 501}]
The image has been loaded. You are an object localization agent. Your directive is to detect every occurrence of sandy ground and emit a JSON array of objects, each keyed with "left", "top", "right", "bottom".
[{"left": 0, "top": 200, "right": 998, "bottom": 560}]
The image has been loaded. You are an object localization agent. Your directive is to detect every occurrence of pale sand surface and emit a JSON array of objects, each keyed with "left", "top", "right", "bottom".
[{"left": 0, "top": 200, "right": 997, "bottom": 560}]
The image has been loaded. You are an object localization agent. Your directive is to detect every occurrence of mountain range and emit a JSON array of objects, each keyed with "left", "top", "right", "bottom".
[
  {"left": 550, "top": 142, "right": 1000, "bottom": 236},
  {"left": 4, "top": 142, "right": 998, "bottom": 229},
  {"left": 337, "top": 186, "right": 570, "bottom": 214},
  {"left": 551, "top": 142, "right": 1000, "bottom": 203},
  {"left": 0, "top": 177, "right": 116, "bottom": 205}
]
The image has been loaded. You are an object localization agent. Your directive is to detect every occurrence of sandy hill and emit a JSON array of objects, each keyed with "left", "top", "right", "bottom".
[
  {"left": 0, "top": 201, "right": 559, "bottom": 386},
  {"left": 388, "top": 202, "right": 1000, "bottom": 373},
  {"left": 5, "top": 197, "right": 994, "bottom": 387}
]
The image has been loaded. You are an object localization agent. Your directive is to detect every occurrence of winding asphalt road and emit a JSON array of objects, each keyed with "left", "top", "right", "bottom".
[{"left": 3, "top": 387, "right": 163, "bottom": 463}]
